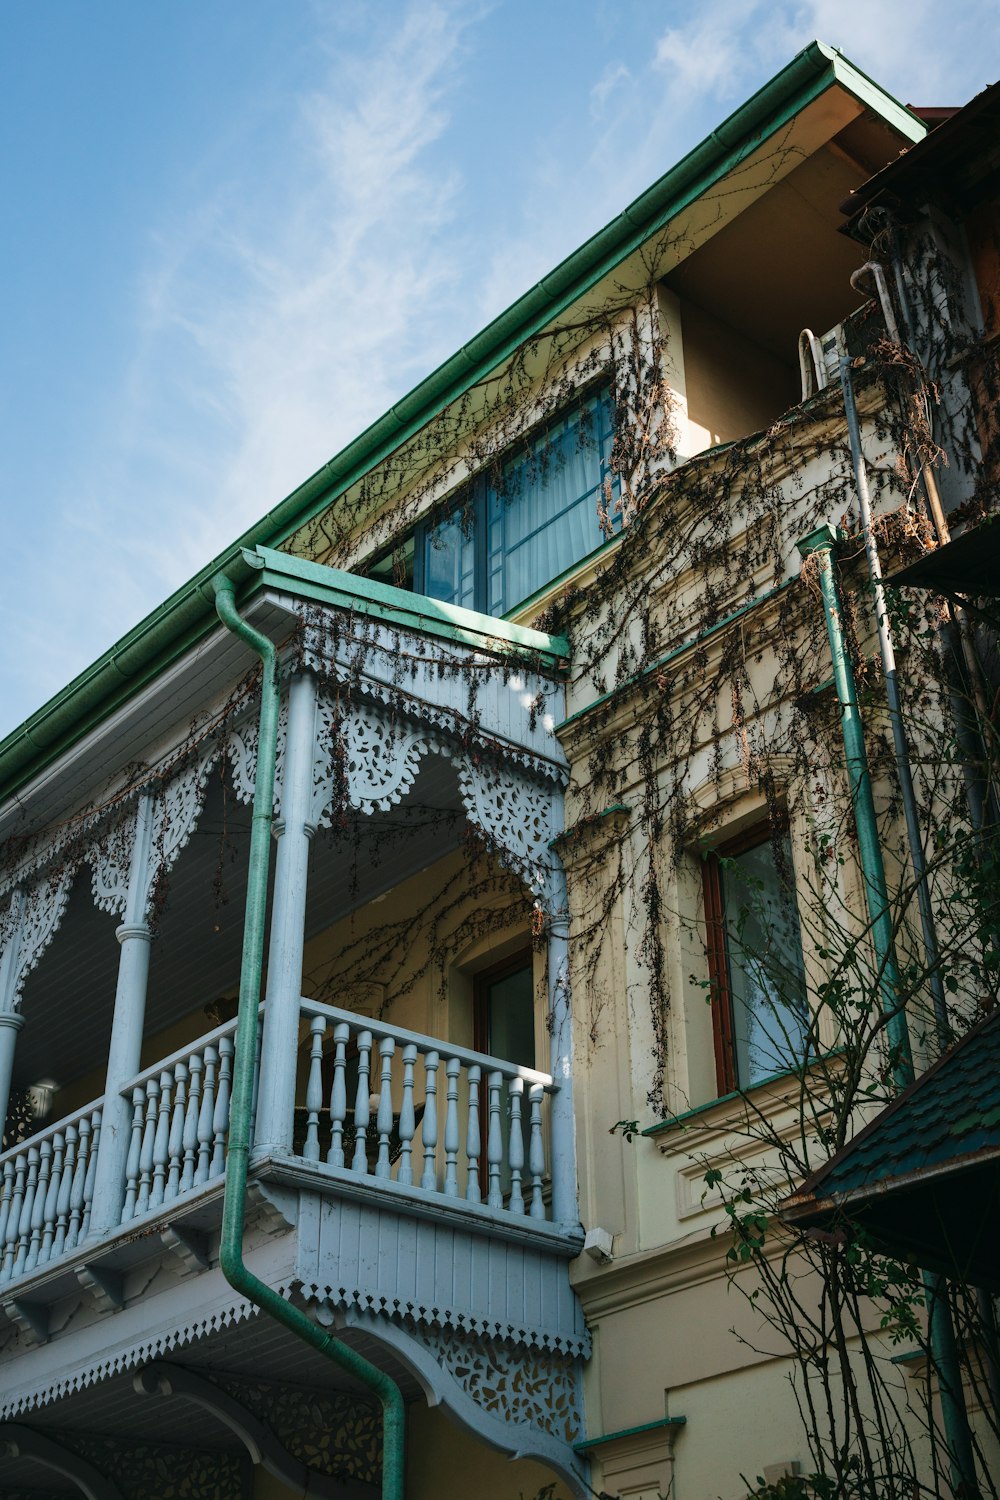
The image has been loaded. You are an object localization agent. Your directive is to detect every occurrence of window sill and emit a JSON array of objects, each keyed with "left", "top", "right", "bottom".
[{"left": 643, "top": 1050, "right": 845, "bottom": 1145}]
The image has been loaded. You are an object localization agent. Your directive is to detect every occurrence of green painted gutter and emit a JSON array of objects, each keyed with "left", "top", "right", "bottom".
[
  {"left": 0, "top": 43, "right": 922, "bottom": 808},
  {"left": 213, "top": 579, "right": 406, "bottom": 1499}
]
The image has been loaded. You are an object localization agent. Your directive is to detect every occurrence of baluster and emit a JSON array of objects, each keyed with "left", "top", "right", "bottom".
[
  {"left": 507, "top": 1078, "right": 525, "bottom": 1215},
  {"left": 443, "top": 1057, "right": 461, "bottom": 1197},
  {"left": 249, "top": 1019, "right": 263, "bottom": 1146},
  {"left": 137, "top": 1078, "right": 159, "bottom": 1215},
  {"left": 397, "top": 1044, "right": 417, "bottom": 1187},
  {"left": 0, "top": 1159, "right": 16, "bottom": 1268},
  {"left": 165, "top": 1062, "right": 188, "bottom": 1202},
  {"left": 420, "top": 1051, "right": 439, "bottom": 1191},
  {"left": 212, "top": 1036, "right": 233, "bottom": 1176},
  {"left": 327, "top": 1023, "right": 349, "bottom": 1169},
  {"left": 528, "top": 1084, "right": 546, "bottom": 1219},
  {"left": 180, "top": 1053, "right": 202, "bottom": 1193},
  {"left": 66, "top": 1116, "right": 90, "bottom": 1251},
  {"left": 352, "top": 1031, "right": 373, "bottom": 1175},
  {"left": 3, "top": 1155, "right": 26, "bottom": 1275},
  {"left": 465, "top": 1065, "right": 482, "bottom": 1203},
  {"left": 304, "top": 1016, "right": 326, "bottom": 1162},
  {"left": 54, "top": 1127, "right": 75, "bottom": 1257},
  {"left": 26, "top": 1139, "right": 51, "bottom": 1271},
  {"left": 375, "top": 1037, "right": 395, "bottom": 1180},
  {"left": 196, "top": 1046, "right": 217, "bottom": 1185},
  {"left": 122, "top": 1089, "right": 145, "bottom": 1221},
  {"left": 150, "top": 1071, "right": 173, "bottom": 1209},
  {"left": 14, "top": 1146, "right": 39, "bottom": 1276},
  {"left": 80, "top": 1109, "right": 101, "bottom": 1237},
  {"left": 486, "top": 1070, "right": 504, "bottom": 1210},
  {"left": 40, "top": 1134, "right": 62, "bottom": 1264}
]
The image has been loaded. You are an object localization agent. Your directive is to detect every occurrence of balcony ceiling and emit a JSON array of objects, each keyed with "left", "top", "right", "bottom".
[{"left": 14, "top": 754, "right": 469, "bottom": 1102}]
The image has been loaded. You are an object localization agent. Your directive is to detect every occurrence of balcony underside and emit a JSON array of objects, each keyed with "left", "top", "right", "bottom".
[{"left": 0, "top": 1150, "right": 588, "bottom": 1496}]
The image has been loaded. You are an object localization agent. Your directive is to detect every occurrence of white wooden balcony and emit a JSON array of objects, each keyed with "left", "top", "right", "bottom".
[{"left": 0, "top": 552, "right": 589, "bottom": 1493}]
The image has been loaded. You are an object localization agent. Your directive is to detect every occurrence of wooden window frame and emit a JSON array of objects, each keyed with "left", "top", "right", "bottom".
[
  {"left": 702, "top": 819, "right": 796, "bottom": 1097},
  {"left": 473, "top": 947, "right": 534, "bottom": 1058}
]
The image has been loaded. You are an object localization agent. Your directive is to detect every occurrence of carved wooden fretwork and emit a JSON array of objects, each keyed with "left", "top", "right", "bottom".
[
  {"left": 309, "top": 695, "right": 429, "bottom": 827},
  {"left": 89, "top": 806, "right": 138, "bottom": 916},
  {"left": 0, "top": 866, "right": 76, "bottom": 1010},
  {"left": 207, "top": 1370, "right": 381, "bottom": 1488},
  {"left": 415, "top": 1323, "right": 583, "bottom": 1445},
  {"left": 49, "top": 1427, "right": 248, "bottom": 1500},
  {"left": 454, "top": 762, "right": 559, "bottom": 895},
  {"left": 226, "top": 701, "right": 287, "bottom": 810}
]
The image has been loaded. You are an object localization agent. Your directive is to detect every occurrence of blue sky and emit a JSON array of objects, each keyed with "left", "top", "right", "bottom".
[{"left": 1, "top": 0, "right": 997, "bottom": 739}]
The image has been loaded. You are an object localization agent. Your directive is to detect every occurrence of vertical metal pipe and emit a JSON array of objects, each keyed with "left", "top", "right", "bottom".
[
  {"left": 797, "top": 526, "right": 979, "bottom": 1499},
  {"left": 213, "top": 578, "right": 406, "bottom": 1500},
  {"left": 796, "top": 525, "right": 913, "bottom": 1088},
  {"left": 840, "top": 359, "right": 951, "bottom": 1049}
]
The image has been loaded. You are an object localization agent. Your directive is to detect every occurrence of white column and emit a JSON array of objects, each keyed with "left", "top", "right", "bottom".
[
  {"left": 252, "top": 671, "right": 317, "bottom": 1160},
  {"left": 87, "top": 792, "right": 156, "bottom": 1238},
  {"left": 0, "top": 888, "right": 28, "bottom": 1135},
  {"left": 545, "top": 855, "right": 580, "bottom": 1232}
]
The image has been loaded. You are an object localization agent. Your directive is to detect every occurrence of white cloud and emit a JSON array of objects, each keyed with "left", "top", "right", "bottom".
[{"left": 1, "top": 1, "right": 488, "bottom": 732}]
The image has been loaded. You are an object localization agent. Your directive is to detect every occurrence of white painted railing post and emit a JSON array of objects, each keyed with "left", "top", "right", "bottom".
[
  {"left": 253, "top": 672, "right": 317, "bottom": 1160},
  {"left": 87, "top": 791, "right": 156, "bottom": 1239},
  {"left": 545, "top": 855, "right": 580, "bottom": 1232}
]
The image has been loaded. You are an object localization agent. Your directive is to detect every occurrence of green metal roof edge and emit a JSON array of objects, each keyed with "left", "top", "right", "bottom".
[
  {"left": 0, "top": 43, "right": 923, "bottom": 807},
  {"left": 574, "top": 1415, "right": 687, "bottom": 1453},
  {"left": 249, "top": 546, "right": 570, "bottom": 664}
]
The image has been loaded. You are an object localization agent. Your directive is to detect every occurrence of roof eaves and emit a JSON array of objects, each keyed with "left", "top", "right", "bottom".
[{"left": 0, "top": 42, "right": 923, "bottom": 809}]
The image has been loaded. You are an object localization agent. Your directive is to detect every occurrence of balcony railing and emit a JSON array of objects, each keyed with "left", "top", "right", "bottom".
[
  {"left": 0, "top": 1099, "right": 103, "bottom": 1285},
  {"left": 298, "top": 998, "right": 556, "bottom": 1219},
  {"left": 0, "top": 1000, "right": 559, "bottom": 1298}
]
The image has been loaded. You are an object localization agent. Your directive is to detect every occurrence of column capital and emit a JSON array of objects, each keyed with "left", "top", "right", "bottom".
[
  {"left": 0, "top": 1010, "right": 25, "bottom": 1033},
  {"left": 115, "top": 923, "right": 154, "bottom": 947}
]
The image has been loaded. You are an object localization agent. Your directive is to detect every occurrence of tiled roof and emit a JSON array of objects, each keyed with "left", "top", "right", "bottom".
[{"left": 786, "top": 1009, "right": 1000, "bottom": 1212}]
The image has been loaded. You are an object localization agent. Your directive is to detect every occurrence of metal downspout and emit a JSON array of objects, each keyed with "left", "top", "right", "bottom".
[
  {"left": 795, "top": 529, "right": 979, "bottom": 1499},
  {"left": 796, "top": 526, "right": 913, "bottom": 1088},
  {"left": 212, "top": 579, "right": 406, "bottom": 1500},
  {"left": 839, "top": 357, "right": 950, "bottom": 1049}
]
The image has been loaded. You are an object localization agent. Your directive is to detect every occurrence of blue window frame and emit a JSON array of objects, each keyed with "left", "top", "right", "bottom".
[{"left": 396, "top": 385, "right": 617, "bottom": 616}]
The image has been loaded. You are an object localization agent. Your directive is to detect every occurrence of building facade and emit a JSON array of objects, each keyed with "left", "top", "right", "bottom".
[{"left": 0, "top": 43, "right": 997, "bottom": 1500}]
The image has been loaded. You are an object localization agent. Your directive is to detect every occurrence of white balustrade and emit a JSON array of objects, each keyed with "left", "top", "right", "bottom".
[
  {"left": 0, "top": 1101, "right": 102, "bottom": 1288},
  {"left": 299, "top": 999, "right": 556, "bottom": 1221},
  {"left": 120, "top": 1024, "right": 237, "bottom": 1225}
]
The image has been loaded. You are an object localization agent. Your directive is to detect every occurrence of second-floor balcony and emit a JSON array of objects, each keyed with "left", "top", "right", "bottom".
[{"left": 0, "top": 549, "right": 590, "bottom": 1494}]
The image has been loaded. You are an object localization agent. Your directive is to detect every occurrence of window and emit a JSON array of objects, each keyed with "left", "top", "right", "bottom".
[
  {"left": 702, "top": 825, "right": 810, "bottom": 1093},
  {"left": 474, "top": 950, "right": 536, "bottom": 1192},
  {"left": 365, "top": 385, "right": 618, "bottom": 616}
]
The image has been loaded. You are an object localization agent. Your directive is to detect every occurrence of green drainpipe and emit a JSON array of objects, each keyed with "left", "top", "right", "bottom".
[
  {"left": 797, "top": 526, "right": 913, "bottom": 1088},
  {"left": 213, "top": 578, "right": 406, "bottom": 1499},
  {"left": 797, "top": 527, "right": 980, "bottom": 1499}
]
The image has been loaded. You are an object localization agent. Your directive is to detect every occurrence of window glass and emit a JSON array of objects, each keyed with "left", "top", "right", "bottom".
[
  {"left": 718, "top": 833, "right": 810, "bottom": 1087},
  {"left": 483, "top": 962, "right": 535, "bottom": 1067},
  {"left": 487, "top": 390, "right": 617, "bottom": 614},
  {"left": 424, "top": 506, "right": 477, "bottom": 611}
]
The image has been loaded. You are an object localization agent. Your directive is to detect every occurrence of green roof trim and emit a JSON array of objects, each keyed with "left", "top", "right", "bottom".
[
  {"left": 574, "top": 1416, "right": 687, "bottom": 1453},
  {"left": 0, "top": 43, "right": 922, "bottom": 808},
  {"left": 247, "top": 546, "right": 569, "bottom": 665}
]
